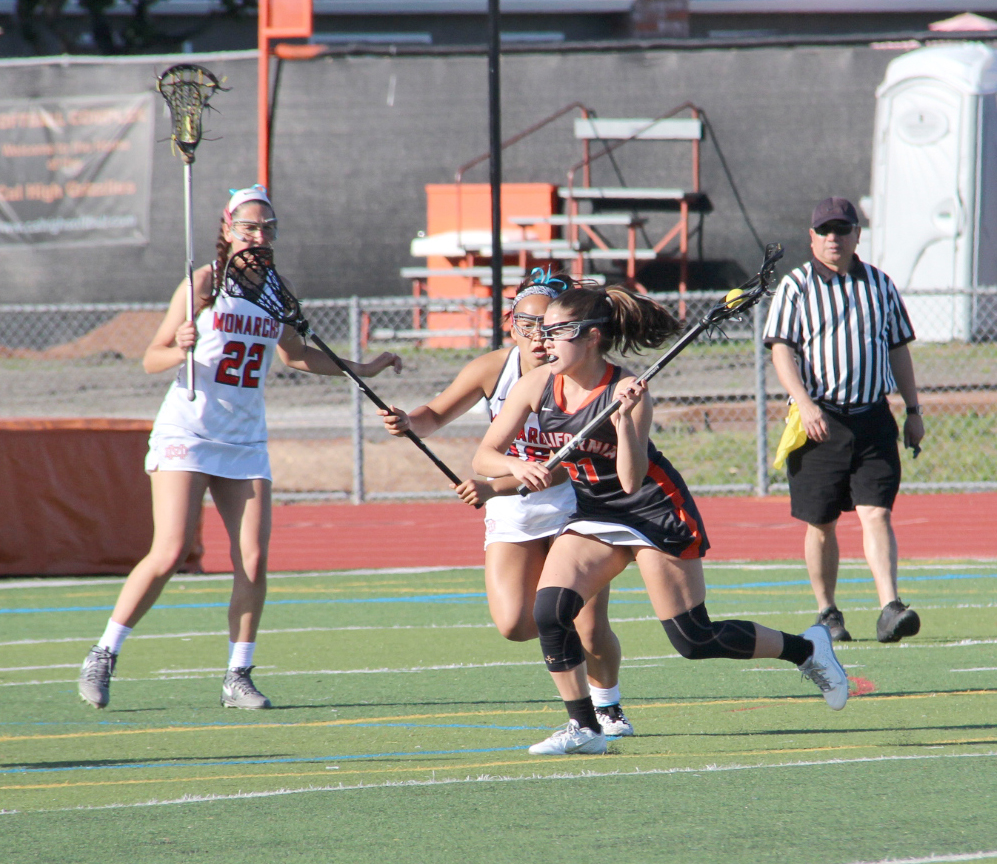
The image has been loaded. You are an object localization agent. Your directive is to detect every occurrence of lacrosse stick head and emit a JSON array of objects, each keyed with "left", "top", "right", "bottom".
[
  {"left": 706, "top": 242, "right": 784, "bottom": 326},
  {"left": 224, "top": 246, "right": 306, "bottom": 334},
  {"left": 156, "top": 64, "right": 226, "bottom": 163},
  {"left": 759, "top": 242, "right": 784, "bottom": 285}
]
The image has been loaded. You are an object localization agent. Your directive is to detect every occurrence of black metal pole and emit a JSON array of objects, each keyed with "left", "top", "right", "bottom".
[{"left": 488, "top": 0, "right": 503, "bottom": 350}]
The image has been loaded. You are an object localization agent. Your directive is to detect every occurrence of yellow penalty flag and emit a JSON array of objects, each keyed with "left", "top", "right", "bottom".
[{"left": 773, "top": 403, "right": 808, "bottom": 469}]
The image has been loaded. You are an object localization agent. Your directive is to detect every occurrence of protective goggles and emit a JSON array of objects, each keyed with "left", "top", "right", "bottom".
[
  {"left": 539, "top": 317, "right": 610, "bottom": 342},
  {"left": 511, "top": 313, "right": 544, "bottom": 339},
  {"left": 813, "top": 221, "right": 854, "bottom": 237},
  {"left": 230, "top": 218, "right": 279, "bottom": 242}
]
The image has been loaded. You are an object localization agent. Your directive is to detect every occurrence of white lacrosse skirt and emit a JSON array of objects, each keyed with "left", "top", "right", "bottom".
[
  {"left": 561, "top": 520, "right": 655, "bottom": 548},
  {"left": 483, "top": 480, "right": 576, "bottom": 548},
  {"left": 145, "top": 427, "right": 272, "bottom": 481}
]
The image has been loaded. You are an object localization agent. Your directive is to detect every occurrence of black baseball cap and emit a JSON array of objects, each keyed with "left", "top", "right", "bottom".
[{"left": 811, "top": 197, "right": 859, "bottom": 229}]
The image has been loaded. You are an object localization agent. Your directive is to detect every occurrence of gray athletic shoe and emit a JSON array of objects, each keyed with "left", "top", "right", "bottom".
[
  {"left": 78, "top": 645, "right": 116, "bottom": 709},
  {"left": 799, "top": 624, "right": 849, "bottom": 711},
  {"left": 528, "top": 720, "right": 607, "bottom": 755},
  {"left": 221, "top": 666, "right": 272, "bottom": 709},
  {"left": 595, "top": 704, "right": 634, "bottom": 737}
]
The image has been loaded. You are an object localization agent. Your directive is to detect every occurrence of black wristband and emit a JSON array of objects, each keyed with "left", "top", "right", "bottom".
[{"left": 906, "top": 405, "right": 923, "bottom": 416}]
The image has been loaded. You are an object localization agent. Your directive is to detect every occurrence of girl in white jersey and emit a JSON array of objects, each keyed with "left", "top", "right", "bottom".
[
  {"left": 474, "top": 285, "right": 850, "bottom": 755},
  {"left": 378, "top": 271, "right": 633, "bottom": 737},
  {"left": 78, "top": 185, "right": 401, "bottom": 711}
]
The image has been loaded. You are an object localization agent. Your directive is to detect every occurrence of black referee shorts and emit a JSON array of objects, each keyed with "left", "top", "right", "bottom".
[{"left": 787, "top": 400, "right": 901, "bottom": 525}]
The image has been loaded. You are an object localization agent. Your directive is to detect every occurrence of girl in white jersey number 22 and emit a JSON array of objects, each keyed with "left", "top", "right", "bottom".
[
  {"left": 78, "top": 185, "right": 401, "bottom": 711},
  {"left": 379, "top": 271, "right": 634, "bottom": 738}
]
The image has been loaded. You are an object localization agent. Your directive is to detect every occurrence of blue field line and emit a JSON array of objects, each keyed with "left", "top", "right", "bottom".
[
  {"left": 1, "top": 573, "right": 993, "bottom": 615},
  {"left": 1, "top": 742, "right": 534, "bottom": 776},
  {"left": 0, "top": 594, "right": 489, "bottom": 615},
  {"left": 614, "top": 572, "right": 997, "bottom": 592}
]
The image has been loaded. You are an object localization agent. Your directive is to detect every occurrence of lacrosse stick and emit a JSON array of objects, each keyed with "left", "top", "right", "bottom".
[
  {"left": 517, "top": 242, "right": 784, "bottom": 496},
  {"left": 224, "top": 247, "right": 473, "bottom": 496},
  {"left": 157, "top": 63, "right": 227, "bottom": 401}
]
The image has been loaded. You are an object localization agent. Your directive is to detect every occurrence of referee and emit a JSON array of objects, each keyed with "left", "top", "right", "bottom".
[{"left": 763, "top": 197, "right": 925, "bottom": 644}]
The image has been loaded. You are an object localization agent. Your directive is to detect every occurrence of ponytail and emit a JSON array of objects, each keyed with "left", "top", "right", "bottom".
[
  {"left": 604, "top": 286, "right": 681, "bottom": 354},
  {"left": 211, "top": 217, "right": 231, "bottom": 303}
]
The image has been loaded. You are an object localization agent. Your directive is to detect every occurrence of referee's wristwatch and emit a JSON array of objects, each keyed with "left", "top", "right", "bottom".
[{"left": 906, "top": 404, "right": 923, "bottom": 416}]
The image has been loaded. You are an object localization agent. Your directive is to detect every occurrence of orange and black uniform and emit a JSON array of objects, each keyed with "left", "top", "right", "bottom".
[{"left": 537, "top": 364, "right": 709, "bottom": 559}]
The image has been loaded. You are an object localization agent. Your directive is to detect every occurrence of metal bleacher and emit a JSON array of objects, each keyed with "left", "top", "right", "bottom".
[{"left": 401, "top": 102, "right": 707, "bottom": 339}]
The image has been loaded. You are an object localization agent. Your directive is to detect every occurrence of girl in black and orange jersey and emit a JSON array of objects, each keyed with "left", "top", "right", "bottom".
[{"left": 474, "top": 285, "right": 850, "bottom": 756}]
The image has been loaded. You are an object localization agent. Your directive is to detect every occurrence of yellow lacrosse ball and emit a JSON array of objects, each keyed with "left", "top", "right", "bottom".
[{"left": 725, "top": 288, "right": 746, "bottom": 310}]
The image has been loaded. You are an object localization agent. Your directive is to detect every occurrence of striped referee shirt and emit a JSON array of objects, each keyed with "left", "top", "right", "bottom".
[{"left": 762, "top": 254, "right": 916, "bottom": 407}]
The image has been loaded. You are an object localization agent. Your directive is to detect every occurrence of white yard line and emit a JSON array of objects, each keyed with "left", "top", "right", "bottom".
[
  {"left": 4, "top": 639, "right": 997, "bottom": 686},
  {"left": 0, "top": 664, "right": 79, "bottom": 672},
  {"left": 2, "top": 605, "right": 994, "bottom": 649},
  {"left": 3, "top": 749, "right": 995, "bottom": 818},
  {"left": 2, "top": 561, "right": 993, "bottom": 591},
  {"left": 846, "top": 853, "right": 997, "bottom": 864}
]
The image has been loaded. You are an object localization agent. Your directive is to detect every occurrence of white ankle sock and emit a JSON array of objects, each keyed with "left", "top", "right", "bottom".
[
  {"left": 228, "top": 641, "right": 256, "bottom": 670},
  {"left": 589, "top": 683, "right": 621, "bottom": 708},
  {"left": 97, "top": 620, "right": 132, "bottom": 655}
]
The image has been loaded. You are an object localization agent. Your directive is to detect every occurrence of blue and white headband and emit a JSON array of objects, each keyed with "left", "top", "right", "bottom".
[{"left": 512, "top": 267, "right": 570, "bottom": 309}]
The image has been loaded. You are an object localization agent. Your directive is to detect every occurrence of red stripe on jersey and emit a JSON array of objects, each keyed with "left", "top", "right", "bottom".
[
  {"left": 553, "top": 364, "right": 616, "bottom": 414},
  {"left": 646, "top": 461, "right": 704, "bottom": 559}
]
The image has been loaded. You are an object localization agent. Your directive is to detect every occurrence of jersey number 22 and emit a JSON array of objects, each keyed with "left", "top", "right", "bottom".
[{"left": 215, "top": 341, "right": 265, "bottom": 388}]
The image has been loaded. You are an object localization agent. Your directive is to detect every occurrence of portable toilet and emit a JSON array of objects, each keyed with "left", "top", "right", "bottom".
[{"left": 867, "top": 42, "right": 997, "bottom": 340}]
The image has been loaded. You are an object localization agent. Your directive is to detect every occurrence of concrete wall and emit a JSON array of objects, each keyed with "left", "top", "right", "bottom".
[{"left": 0, "top": 43, "right": 904, "bottom": 304}]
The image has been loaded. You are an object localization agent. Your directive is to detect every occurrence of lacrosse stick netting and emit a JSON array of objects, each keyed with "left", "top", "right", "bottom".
[{"left": 156, "top": 64, "right": 226, "bottom": 164}]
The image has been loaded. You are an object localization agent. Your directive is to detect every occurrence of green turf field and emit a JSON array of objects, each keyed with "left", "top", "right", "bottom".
[{"left": 2, "top": 562, "right": 995, "bottom": 864}]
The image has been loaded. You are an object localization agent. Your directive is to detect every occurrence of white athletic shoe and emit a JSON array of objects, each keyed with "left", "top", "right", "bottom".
[
  {"left": 528, "top": 720, "right": 607, "bottom": 755},
  {"left": 595, "top": 704, "right": 634, "bottom": 737},
  {"left": 799, "top": 624, "right": 849, "bottom": 711}
]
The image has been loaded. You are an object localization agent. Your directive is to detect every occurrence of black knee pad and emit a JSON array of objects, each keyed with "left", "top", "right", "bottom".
[
  {"left": 661, "top": 603, "right": 757, "bottom": 660},
  {"left": 534, "top": 586, "right": 585, "bottom": 672}
]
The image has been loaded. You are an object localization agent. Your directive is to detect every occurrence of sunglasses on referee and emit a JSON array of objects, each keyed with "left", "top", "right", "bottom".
[{"left": 813, "top": 220, "right": 855, "bottom": 237}]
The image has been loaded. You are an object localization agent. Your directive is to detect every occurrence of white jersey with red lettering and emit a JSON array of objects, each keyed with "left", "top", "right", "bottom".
[
  {"left": 145, "top": 285, "right": 284, "bottom": 481},
  {"left": 482, "top": 346, "right": 575, "bottom": 547}
]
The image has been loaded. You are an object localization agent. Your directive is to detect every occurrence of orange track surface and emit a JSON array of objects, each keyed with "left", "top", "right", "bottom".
[{"left": 198, "top": 493, "right": 996, "bottom": 573}]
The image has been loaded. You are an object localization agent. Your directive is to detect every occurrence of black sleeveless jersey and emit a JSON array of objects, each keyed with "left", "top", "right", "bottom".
[{"left": 537, "top": 365, "right": 709, "bottom": 559}]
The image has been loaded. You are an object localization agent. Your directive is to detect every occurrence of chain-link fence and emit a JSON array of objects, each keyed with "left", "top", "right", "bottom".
[{"left": 2, "top": 289, "right": 995, "bottom": 500}]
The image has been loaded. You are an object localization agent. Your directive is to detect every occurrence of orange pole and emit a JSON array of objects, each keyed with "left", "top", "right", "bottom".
[
  {"left": 627, "top": 222, "right": 636, "bottom": 279},
  {"left": 258, "top": 1, "right": 270, "bottom": 188},
  {"left": 679, "top": 198, "right": 689, "bottom": 320},
  {"left": 691, "top": 107, "right": 700, "bottom": 193},
  {"left": 256, "top": 0, "right": 314, "bottom": 189}
]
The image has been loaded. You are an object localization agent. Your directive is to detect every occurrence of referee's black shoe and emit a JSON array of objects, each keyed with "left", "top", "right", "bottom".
[
  {"left": 816, "top": 605, "right": 852, "bottom": 642},
  {"left": 876, "top": 600, "right": 921, "bottom": 643}
]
